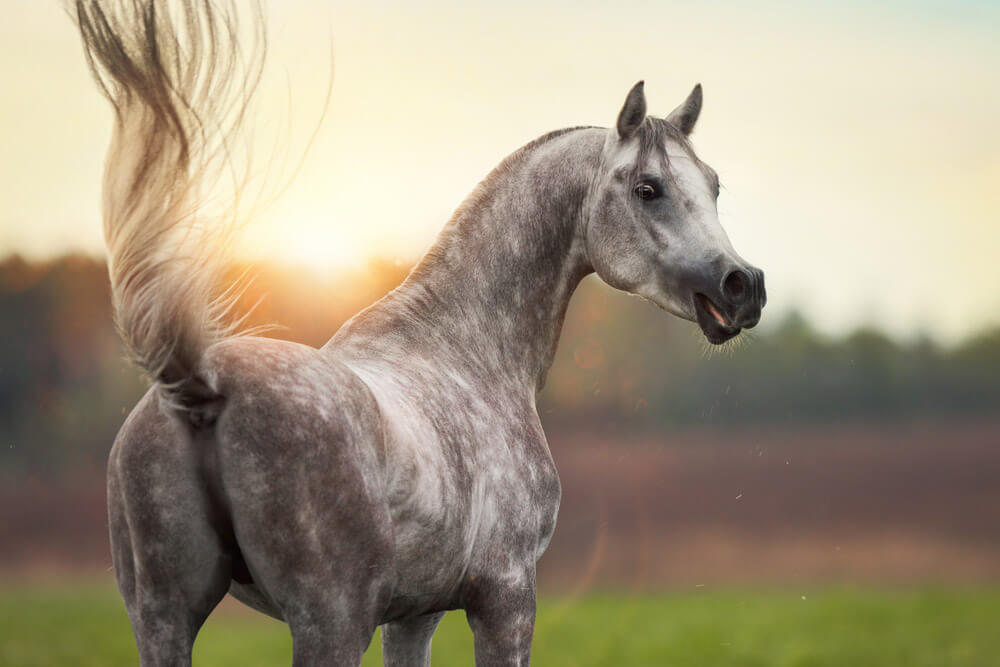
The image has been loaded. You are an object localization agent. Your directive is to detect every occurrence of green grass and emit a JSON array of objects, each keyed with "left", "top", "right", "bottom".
[{"left": 2, "top": 582, "right": 999, "bottom": 666}]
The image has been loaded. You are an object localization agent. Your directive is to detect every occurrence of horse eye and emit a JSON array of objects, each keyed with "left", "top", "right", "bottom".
[{"left": 634, "top": 183, "right": 658, "bottom": 201}]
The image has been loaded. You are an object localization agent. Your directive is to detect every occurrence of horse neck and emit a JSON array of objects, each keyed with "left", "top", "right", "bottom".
[{"left": 335, "top": 127, "right": 604, "bottom": 392}]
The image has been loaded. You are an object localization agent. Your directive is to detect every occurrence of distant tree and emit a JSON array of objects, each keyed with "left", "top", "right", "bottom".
[{"left": 1, "top": 254, "right": 998, "bottom": 475}]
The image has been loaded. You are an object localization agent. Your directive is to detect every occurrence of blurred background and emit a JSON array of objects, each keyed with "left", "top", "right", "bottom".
[{"left": 2, "top": 0, "right": 999, "bottom": 665}]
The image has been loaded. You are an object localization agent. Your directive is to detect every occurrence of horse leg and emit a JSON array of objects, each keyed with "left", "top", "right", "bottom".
[
  {"left": 108, "top": 422, "right": 232, "bottom": 666},
  {"left": 217, "top": 440, "right": 392, "bottom": 664},
  {"left": 240, "top": 552, "right": 380, "bottom": 667},
  {"left": 465, "top": 571, "right": 537, "bottom": 667},
  {"left": 285, "top": 614, "right": 371, "bottom": 666},
  {"left": 225, "top": 509, "right": 386, "bottom": 667},
  {"left": 381, "top": 612, "right": 446, "bottom": 667}
]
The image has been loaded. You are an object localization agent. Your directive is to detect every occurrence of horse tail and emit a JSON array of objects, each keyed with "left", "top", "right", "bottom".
[{"left": 73, "top": 0, "right": 266, "bottom": 410}]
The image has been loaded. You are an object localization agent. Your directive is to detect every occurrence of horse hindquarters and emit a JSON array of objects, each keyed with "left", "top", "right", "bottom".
[
  {"left": 108, "top": 391, "right": 233, "bottom": 666},
  {"left": 207, "top": 340, "right": 396, "bottom": 664}
]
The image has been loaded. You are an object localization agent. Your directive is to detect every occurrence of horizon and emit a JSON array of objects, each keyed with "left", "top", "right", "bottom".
[
  {"left": 2, "top": 0, "right": 998, "bottom": 344},
  {"left": 4, "top": 249, "right": 998, "bottom": 349}
]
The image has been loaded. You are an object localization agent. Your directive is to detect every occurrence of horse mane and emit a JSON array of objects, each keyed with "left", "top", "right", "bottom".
[{"left": 405, "top": 126, "right": 597, "bottom": 289}]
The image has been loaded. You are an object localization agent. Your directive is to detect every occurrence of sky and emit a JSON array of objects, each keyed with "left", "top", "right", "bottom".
[{"left": 1, "top": 0, "right": 998, "bottom": 343}]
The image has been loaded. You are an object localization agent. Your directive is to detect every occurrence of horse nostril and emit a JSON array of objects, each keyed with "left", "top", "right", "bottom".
[
  {"left": 754, "top": 268, "right": 767, "bottom": 307},
  {"left": 722, "top": 270, "right": 748, "bottom": 304}
]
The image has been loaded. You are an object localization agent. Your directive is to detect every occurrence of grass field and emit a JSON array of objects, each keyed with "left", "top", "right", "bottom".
[{"left": 2, "top": 583, "right": 999, "bottom": 666}]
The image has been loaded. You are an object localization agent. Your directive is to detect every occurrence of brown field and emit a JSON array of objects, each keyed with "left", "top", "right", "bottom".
[{"left": 3, "top": 419, "right": 999, "bottom": 589}]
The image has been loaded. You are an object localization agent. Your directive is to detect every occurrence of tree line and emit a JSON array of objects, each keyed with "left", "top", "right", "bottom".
[{"left": 2, "top": 254, "right": 997, "bottom": 473}]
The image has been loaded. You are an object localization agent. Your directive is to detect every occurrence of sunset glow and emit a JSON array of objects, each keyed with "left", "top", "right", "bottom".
[{"left": 1, "top": 0, "right": 998, "bottom": 342}]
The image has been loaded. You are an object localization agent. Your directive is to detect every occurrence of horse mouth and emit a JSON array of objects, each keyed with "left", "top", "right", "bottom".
[{"left": 693, "top": 293, "right": 741, "bottom": 345}]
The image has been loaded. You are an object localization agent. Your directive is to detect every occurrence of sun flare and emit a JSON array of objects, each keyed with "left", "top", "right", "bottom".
[{"left": 238, "top": 210, "right": 373, "bottom": 273}]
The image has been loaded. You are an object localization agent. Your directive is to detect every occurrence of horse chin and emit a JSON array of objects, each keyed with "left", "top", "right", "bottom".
[
  {"left": 701, "top": 325, "right": 741, "bottom": 345},
  {"left": 693, "top": 292, "right": 741, "bottom": 345}
]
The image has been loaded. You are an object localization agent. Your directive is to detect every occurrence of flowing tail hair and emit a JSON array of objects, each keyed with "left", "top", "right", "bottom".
[{"left": 72, "top": 0, "right": 266, "bottom": 410}]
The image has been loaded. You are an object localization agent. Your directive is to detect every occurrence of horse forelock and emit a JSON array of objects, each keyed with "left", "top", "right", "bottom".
[{"left": 632, "top": 116, "right": 715, "bottom": 189}]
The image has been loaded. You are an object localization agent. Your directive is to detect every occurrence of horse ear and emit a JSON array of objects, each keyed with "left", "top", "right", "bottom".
[
  {"left": 616, "top": 81, "right": 647, "bottom": 140},
  {"left": 665, "top": 83, "right": 703, "bottom": 136}
]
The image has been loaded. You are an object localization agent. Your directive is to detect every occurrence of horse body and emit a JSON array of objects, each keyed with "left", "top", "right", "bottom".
[
  {"left": 108, "top": 128, "right": 602, "bottom": 664},
  {"left": 76, "top": 2, "right": 765, "bottom": 663}
]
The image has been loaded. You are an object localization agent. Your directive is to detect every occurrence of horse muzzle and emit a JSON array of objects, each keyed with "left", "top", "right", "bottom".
[{"left": 691, "top": 265, "right": 766, "bottom": 344}]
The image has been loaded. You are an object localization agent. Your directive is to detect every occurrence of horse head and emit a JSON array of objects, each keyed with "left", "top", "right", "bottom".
[{"left": 585, "top": 81, "right": 766, "bottom": 344}]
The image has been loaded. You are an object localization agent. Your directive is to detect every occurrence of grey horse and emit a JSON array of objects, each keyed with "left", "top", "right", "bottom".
[{"left": 74, "top": 1, "right": 765, "bottom": 664}]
